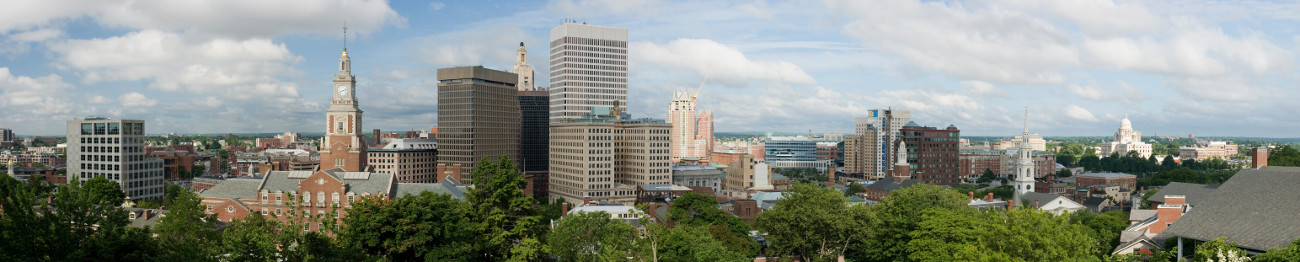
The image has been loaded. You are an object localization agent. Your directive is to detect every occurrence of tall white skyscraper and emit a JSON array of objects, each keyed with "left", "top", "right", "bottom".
[
  {"left": 67, "top": 118, "right": 165, "bottom": 200},
  {"left": 548, "top": 22, "right": 628, "bottom": 122}
]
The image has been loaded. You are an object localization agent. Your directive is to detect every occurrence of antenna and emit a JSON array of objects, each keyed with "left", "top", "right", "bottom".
[
  {"left": 1023, "top": 106, "right": 1028, "bottom": 134},
  {"left": 342, "top": 22, "right": 348, "bottom": 51}
]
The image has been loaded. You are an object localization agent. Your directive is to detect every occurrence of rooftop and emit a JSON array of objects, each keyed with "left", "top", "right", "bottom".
[
  {"left": 1163, "top": 166, "right": 1300, "bottom": 251},
  {"left": 1078, "top": 172, "right": 1138, "bottom": 179}
]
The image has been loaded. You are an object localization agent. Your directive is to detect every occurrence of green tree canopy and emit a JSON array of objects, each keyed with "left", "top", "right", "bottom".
[
  {"left": 853, "top": 184, "right": 969, "bottom": 261},
  {"left": 756, "top": 183, "right": 873, "bottom": 261},
  {"left": 339, "top": 191, "right": 478, "bottom": 261},
  {"left": 547, "top": 211, "right": 641, "bottom": 262},
  {"left": 466, "top": 155, "right": 547, "bottom": 261}
]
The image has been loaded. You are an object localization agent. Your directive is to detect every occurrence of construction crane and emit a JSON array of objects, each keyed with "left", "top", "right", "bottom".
[{"left": 693, "top": 66, "right": 713, "bottom": 106}]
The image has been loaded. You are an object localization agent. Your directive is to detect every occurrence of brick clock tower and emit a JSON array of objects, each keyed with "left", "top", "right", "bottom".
[{"left": 320, "top": 40, "right": 367, "bottom": 172}]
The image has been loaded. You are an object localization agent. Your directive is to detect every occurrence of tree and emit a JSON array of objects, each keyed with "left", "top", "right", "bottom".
[
  {"left": 667, "top": 193, "right": 757, "bottom": 256},
  {"left": 466, "top": 155, "right": 547, "bottom": 260},
  {"left": 853, "top": 184, "right": 968, "bottom": 261},
  {"left": 907, "top": 208, "right": 1098, "bottom": 261},
  {"left": 659, "top": 225, "right": 751, "bottom": 262},
  {"left": 547, "top": 211, "right": 641, "bottom": 261},
  {"left": 1256, "top": 238, "right": 1300, "bottom": 262},
  {"left": 1162, "top": 155, "right": 1179, "bottom": 170},
  {"left": 1055, "top": 169, "right": 1073, "bottom": 178},
  {"left": 1057, "top": 154, "right": 1079, "bottom": 167},
  {"left": 1193, "top": 238, "right": 1250, "bottom": 262},
  {"left": 339, "top": 192, "right": 478, "bottom": 261},
  {"left": 1269, "top": 145, "right": 1300, "bottom": 167},
  {"left": 154, "top": 189, "right": 220, "bottom": 261},
  {"left": 977, "top": 169, "right": 998, "bottom": 183},
  {"left": 219, "top": 214, "right": 288, "bottom": 262},
  {"left": 845, "top": 182, "right": 866, "bottom": 197},
  {"left": 1070, "top": 210, "right": 1129, "bottom": 256},
  {"left": 756, "top": 183, "right": 873, "bottom": 261}
]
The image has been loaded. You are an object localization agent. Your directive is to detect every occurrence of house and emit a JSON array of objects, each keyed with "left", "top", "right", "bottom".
[
  {"left": 1019, "top": 192, "right": 1085, "bottom": 215},
  {"left": 1164, "top": 166, "right": 1300, "bottom": 256},
  {"left": 1112, "top": 195, "right": 1189, "bottom": 255}
]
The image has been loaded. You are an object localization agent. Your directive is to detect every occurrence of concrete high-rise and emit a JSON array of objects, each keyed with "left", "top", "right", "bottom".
[
  {"left": 843, "top": 129, "right": 879, "bottom": 176},
  {"left": 548, "top": 109, "right": 671, "bottom": 205},
  {"left": 853, "top": 109, "right": 910, "bottom": 179},
  {"left": 437, "top": 66, "right": 521, "bottom": 183},
  {"left": 548, "top": 22, "right": 628, "bottom": 122},
  {"left": 320, "top": 47, "right": 369, "bottom": 172},
  {"left": 368, "top": 138, "right": 438, "bottom": 183},
  {"left": 668, "top": 90, "right": 713, "bottom": 163},
  {"left": 899, "top": 122, "right": 961, "bottom": 186},
  {"left": 67, "top": 118, "right": 165, "bottom": 200}
]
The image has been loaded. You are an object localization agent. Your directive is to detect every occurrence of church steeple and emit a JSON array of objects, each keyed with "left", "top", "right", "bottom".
[{"left": 1013, "top": 107, "right": 1037, "bottom": 207}]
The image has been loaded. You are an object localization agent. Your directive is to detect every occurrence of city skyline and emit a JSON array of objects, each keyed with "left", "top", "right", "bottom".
[{"left": 3, "top": 1, "right": 1300, "bottom": 137}]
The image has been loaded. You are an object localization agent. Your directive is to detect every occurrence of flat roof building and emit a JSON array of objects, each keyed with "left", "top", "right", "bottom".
[
  {"left": 436, "top": 66, "right": 521, "bottom": 183},
  {"left": 548, "top": 23, "right": 629, "bottom": 122},
  {"left": 67, "top": 118, "right": 165, "bottom": 200}
]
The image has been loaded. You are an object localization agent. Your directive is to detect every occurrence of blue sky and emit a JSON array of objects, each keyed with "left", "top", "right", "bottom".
[{"left": 2, "top": 0, "right": 1299, "bottom": 137}]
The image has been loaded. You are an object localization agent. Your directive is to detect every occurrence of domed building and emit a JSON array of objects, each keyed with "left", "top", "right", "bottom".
[{"left": 1099, "top": 114, "right": 1153, "bottom": 158}]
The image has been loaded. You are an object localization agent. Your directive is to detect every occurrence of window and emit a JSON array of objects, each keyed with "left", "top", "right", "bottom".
[
  {"left": 332, "top": 192, "right": 340, "bottom": 204},
  {"left": 107, "top": 123, "right": 119, "bottom": 135},
  {"left": 275, "top": 208, "right": 282, "bottom": 215},
  {"left": 81, "top": 123, "right": 93, "bottom": 135},
  {"left": 303, "top": 191, "right": 310, "bottom": 203},
  {"left": 261, "top": 208, "right": 268, "bottom": 215},
  {"left": 94, "top": 123, "right": 106, "bottom": 135},
  {"left": 335, "top": 159, "right": 344, "bottom": 167}
]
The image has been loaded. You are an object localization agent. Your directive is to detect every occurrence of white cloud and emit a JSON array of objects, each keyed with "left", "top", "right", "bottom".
[
  {"left": 429, "top": 2, "right": 446, "bottom": 11},
  {"left": 989, "top": 0, "right": 1165, "bottom": 37},
  {"left": 633, "top": 39, "right": 816, "bottom": 87},
  {"left": 9, "top": 28, "right": 62, "bottom": 42},
  {"left": 0, "top": 68, "right": 93, "bottom": 134},
  {"left": 547, "top": 0, "right": 657, "bottom": 18},
  {"left": 1064, "top": 105, "right": 1099, "bottom": 122},
  {"left": 961, "top": 80, "right": 1013, "bottom": 99},
  {"left": 416, "top": 26, "right": 538, "bottom": 69},
  {"left": 87, "top": 95, "right": 111, "bottom": 104},
  {"left": 51, "top": 30, "right": 303, "bottom": 99},
  {"left": 0, "top": 0, "right": 403, "bottom": 38},
  {"left": 1064, "top": 80, "right": 1150, "bottom": 104},
  {"left": 118, "top": 92, "right": 157, "bottom": 107},
  {"left": 1082, "top": 25, "right": 1290, "bottom": 77},
  {"left": 830, "top": 0, "right": 1079, "bottom": 84}
]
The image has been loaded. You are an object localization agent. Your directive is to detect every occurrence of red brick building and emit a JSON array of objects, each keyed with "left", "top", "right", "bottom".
[
  {"left": 1076, "top": 173, "right": 1138, "bottom": 192},
  {"left": 900, "top": 122, "right": 961, "bottom": 186},
  {"left": 199, "top": 168, "right": 467, "bottom": 231},
  {"left": 711, "top": 151, "right": 747, "bottom": 167}
]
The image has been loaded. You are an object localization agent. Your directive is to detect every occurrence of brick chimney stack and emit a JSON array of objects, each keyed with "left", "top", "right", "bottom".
[
  {"left": 1253, "top": 146, "right": 1269, "bottom": 169},
  {"left": 561, "top": 203, "right": 569, "bottom": 217},
  {"left": 969, "top": 191, "right": 975, "bottom": 201}
]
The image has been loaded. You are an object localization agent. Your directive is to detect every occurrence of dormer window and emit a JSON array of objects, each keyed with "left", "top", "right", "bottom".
[{"left": 129, "top": 212, "right": 137, "bottom": 220}]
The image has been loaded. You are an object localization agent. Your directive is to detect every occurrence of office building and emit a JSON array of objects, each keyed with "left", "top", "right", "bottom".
[
  {"left": 672, "top": 165, "right": 724, "bottom": 193},
  {"left": 668, "top": 90, "right": 714, "bottom": 163},
  {"left": 548, "top": 22, "right": 629, "bottom": 122},
  {"left": 67, "top": 118, "right": 165, "bottom": 200},
  {"left": 368, "top": 138, "right": 438, "bottom": 183},
  {"left": 853, "top": 109, "right": 910, "bottom": 179},
  {"left": 0, "top": 128, "right": 13, "bottom": 143},
  {"left": 519, "top": 90, "right": 550, "bottom": 173},
  {"left": 765, "top": 136, "right": 830, "bottom": 171},
  {"left": 900, "top": 122, "right": 960, "bottom": 186},
  {"left": 436, "top": 66, "right": 521, "bottom": 183},
  {"left": 548, "top": 108, "right": 671, "bottom": 205}
]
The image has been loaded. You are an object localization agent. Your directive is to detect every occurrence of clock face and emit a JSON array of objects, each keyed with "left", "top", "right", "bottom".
[{"left": 337, "top": 85, "right": 348, "bottom": 96}]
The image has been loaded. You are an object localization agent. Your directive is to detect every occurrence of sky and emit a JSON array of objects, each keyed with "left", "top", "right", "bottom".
[{"left": 2, "top": 0, "right": 1299, "bottom": 137}]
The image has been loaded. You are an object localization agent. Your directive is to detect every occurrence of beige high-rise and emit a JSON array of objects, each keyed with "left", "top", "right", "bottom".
[
  {"left": 844, "top": 131, "right": 879, "bottom": 176},
  {"left": 549, "top": 118, "right": 671, "bottom": 205},
  {"left": 368, "top": 138, "right": 438, "bottom": 183},
  {"left": 436, "top": 66, "right": 521, "bottom": 183}
]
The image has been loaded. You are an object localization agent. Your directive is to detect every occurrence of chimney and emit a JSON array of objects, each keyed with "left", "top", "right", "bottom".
[
  {"left": 827, "top": 168, "right": 836, "bottom": 188},
  {"left": 1035, "top": 200, "right": 1040, "bottom": 209},
  {"left": 969, "top": 191, "right": 975, "bottom": 201},
  {"left": 1008, "top": 201, "right": 1014, "bottom": 210},
  {"left": 373, "top": 129, "right": 381, "bottom": 146},
  {"left": 142, "top": 209, "right": 152, "bottom": 220},
  {"left": 561, "top": 203, "right": 569, "bottom": 218},
  {"left": 986, "top": 193, "right": 993, "bottom": 202},
  {"left": 1252, "top": 147, "right": 1269, "bottom": 169},
  {"left": 583, "top": 196, "right": 591, "bottom": 206}
]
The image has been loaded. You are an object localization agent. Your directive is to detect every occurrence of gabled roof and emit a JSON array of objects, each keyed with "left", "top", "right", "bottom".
[
  {"left": 1130, "top": 209, "right": 1157, "bottom": 222},
  {"left": 1020, "top": 192, "right": 1065, "bottom": 205},
  {"left": 1082, "top": 197, "right": 1109, "bottom": 207},
  {"left": 1162, "top": 166, "right": 1300, "bottom": 251},
  {"left": 392, "top": 178, "right": 467, "bottom": 201},
  {"left": 199, "top": 178, "right": 262, "bottom": 200},
  {"left": 1147, "top": 182, "right": 1217, "bottom": 204}
]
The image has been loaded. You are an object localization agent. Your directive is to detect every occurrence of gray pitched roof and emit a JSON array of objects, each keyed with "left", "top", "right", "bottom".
[
  {"left": 1020, "top": 192, "right": 1064, "bottom": 205},
  {"left": 1147, "top": 182, "right": 1218, "bottom": 204},
  {"left": 1130, "top": 209, "right": 1157, "bottom": 222},
  {"left": 1162, "top": 166, "right": 1300, "bottom": 251},
  {"left": 199, "top": 178, "right": 262, "bottom": 200},
  {"left": 393, "top": 178, "right": 467, "bottom": 201},
  {"left": 1082, "top": 197, "right": 1108, "bottom": 207}
]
